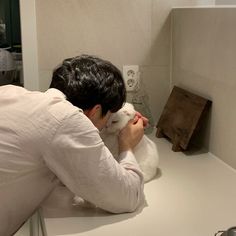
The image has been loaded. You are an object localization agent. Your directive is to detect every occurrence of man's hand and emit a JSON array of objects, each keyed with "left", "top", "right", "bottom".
[
  {"left": 118, "top": 115, "right": 144, "bottom": 153},
  {"left": 135, "top": 111, "right": 149, "bottom": 128}
]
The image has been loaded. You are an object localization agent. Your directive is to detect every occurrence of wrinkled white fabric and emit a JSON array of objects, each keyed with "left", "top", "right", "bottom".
[{"left": 0, "top": 85, "right": 144, "bottom": 236}]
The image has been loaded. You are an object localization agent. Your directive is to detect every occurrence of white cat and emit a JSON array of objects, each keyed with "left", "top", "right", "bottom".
[
  {"left": 73, "top": 103, "right": 159, "bottom": 207},
  {"left": 100, "top": 102, "right": 159, "bottom": 183}
]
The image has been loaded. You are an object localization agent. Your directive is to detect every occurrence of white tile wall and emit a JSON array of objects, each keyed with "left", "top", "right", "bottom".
[{"left": 35, "top": 0, "right": 215, "bottom": 123}]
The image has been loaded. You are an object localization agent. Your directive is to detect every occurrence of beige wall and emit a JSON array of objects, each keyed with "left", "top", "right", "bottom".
[
  {"left": 172, "top": 8, "right": 236, "bottom": 168},
  {"left": 216, "top": 0, "right": 236, "bottom": 4},
  {"left": 20, "top": 0, "right": 39, "bottom": 90},
  {"left": 35, "top": 0, "right": 214, "bottom": 124}
]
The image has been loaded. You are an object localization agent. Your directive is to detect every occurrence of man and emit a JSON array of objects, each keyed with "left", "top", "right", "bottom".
[{"left": 0, "top": 55, "right": 146, "bottom": 235}]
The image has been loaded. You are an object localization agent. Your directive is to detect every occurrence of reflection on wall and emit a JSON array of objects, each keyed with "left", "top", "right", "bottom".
[
  {"left": 0, "top": 0, "right": 21, "bottom": 51},
  {"left": 0, "top": 0, "right": 23, "bottom": 87}
]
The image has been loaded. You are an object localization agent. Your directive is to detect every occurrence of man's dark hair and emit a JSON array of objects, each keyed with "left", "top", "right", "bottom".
[{"left": 50, "top": 55, "right": 126, "bottom": 116}]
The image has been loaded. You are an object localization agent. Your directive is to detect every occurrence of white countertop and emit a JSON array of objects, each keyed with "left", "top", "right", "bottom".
[{"left": 40, "top": 133, "right": 236, "bottom": 236}]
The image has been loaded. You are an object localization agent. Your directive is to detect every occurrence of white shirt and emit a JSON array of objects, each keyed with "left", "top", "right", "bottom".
[{"left": 0, "top": 85, "right": 144, "bottom": 236}]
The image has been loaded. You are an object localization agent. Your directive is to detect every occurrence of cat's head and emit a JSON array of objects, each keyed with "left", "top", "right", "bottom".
[{"left": 103, "top": 103, "right": 136, "bottom": 133}]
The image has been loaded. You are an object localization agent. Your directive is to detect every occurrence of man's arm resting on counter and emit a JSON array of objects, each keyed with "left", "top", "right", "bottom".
[{"left": 42, "top": 112, "right": 144, "bottom": 213}]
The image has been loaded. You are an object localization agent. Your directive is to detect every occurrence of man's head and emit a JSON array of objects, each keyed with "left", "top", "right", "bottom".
[{"left": 50, "top": 55, "right": 126, "bottom": 118}]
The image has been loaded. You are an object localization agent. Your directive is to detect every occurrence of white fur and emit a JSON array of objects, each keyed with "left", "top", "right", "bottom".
[{"left": 101, "top": 103, "right": 159, "bottom": 182}]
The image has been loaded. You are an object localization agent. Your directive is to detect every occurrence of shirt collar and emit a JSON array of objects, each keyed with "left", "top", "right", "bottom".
[{"left": 45, "top": 88, "right": 66, "bottom": 99}]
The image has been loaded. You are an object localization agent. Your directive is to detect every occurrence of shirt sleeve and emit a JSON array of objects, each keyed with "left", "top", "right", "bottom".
[{"left": 42, "top": 111, "right": 144, "bottom": 213}]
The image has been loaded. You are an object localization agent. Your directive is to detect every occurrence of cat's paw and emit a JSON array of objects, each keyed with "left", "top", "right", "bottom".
[{"left": 72, "top": 196, "right": 95, "bottom": 208}]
